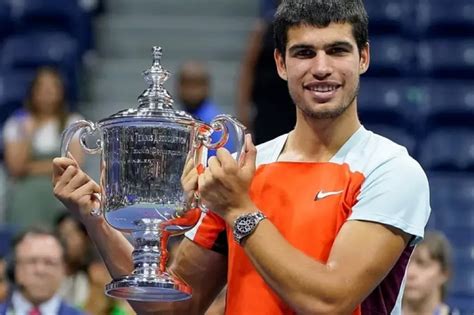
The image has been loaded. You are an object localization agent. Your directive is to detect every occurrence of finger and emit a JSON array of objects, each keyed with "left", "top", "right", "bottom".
[
  {"left": 52, "top": 157, "right": 76, "bottom": 178},
  {"left": 242, "top": 134, "right": 257, "bottom": 174},
  {"left": 54, "top": 165, "right": 79, "bottom": 190},
  {"left": 72, "top": 180, "right": 101, "bottom": 198},
  {"left": 67, "top": 151, "right": 79, "bottom": 166},
  {"left": 216, "top": 148, "right": 237, "bottom": 173},
  {"left": 66, "top": 171, "right": 94, "bottom": 192},
  {"left": 207, "top": 156, "right": 222, "bottom": 176},
  {"left": 181, "top": 155, "right": 195, "bottom": 179}
]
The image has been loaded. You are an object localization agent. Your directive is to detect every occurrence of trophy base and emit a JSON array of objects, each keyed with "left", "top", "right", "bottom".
[{"left": 105, "top": 274, "right": 192, "bottom": 302}]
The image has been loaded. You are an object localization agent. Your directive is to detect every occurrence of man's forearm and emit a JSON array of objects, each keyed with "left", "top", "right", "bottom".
[
  {"left": 241, "top": 220, "right": 349, "bottom": 314},
  {"left": 83, "top": 216, "right": 135, "bottom": 278}
]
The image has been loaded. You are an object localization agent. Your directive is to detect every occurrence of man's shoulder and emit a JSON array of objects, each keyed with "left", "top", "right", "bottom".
[{"left": 255, "top": 133, "right": 288, "bottom": 166}]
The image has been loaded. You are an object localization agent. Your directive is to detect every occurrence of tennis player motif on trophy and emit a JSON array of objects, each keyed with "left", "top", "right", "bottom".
[{"left": 60, "top": 46, "right": 246, "bottom": 301}]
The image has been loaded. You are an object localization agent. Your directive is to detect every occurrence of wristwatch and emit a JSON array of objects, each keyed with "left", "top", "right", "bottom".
[{"left": 232, "top": 211, "right": 266, "bottom": 245}]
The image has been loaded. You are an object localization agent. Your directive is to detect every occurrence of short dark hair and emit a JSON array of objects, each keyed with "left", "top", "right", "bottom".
[{"left": 273, "top": 0, "right": 369, "bottom": 58}]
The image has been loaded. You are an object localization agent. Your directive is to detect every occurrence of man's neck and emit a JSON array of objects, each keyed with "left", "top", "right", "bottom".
[{"left": 279, "top": 104, "right": 360, "bottom": 162}]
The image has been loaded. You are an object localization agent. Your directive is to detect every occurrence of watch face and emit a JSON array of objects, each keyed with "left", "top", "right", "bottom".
[{"left": 237, "top": 216, "right": 255, "bottom": 234}]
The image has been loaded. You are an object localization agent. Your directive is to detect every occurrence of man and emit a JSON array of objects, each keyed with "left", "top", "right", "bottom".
[
  {"left": 0, "top": 227, "right": 84, "bottom": 315},
  {"left": 52, "top": 0, "right": 430, "bottom": 314},
  {"left": 176, "top": 60, "right": 235, "bottom": 155}
]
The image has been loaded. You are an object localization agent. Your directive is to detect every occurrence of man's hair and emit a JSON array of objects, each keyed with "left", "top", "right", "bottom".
[
  {"left": 273, "top": 0, "right": 369, "bottom": 58},
  {"left": 419, "top": 231, "right": 453, "bottom": 301},
  {"left": 12, "top": 226, "right": 66, "bottom": 262}
]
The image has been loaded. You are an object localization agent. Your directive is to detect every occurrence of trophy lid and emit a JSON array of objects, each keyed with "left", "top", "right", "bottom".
[{"left": 99, "top": 46, "right": 200, "bottom": 126}]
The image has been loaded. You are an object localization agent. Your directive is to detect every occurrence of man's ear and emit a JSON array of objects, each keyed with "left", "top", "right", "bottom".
[
  {"left": 359, "top": 42, "right": 370, "bottom": 75},
  {"left": 274, "top": 49, "right": 288, "bottom": 81}
]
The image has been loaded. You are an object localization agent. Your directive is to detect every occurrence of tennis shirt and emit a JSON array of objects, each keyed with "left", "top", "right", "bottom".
[{"left": 186, "top": 126, "right": 431, "bottom": 315}]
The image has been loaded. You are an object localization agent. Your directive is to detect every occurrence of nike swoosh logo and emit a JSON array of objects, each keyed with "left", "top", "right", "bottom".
[{"left": 314, "top": 190, "right": 344, "bottom": 201}]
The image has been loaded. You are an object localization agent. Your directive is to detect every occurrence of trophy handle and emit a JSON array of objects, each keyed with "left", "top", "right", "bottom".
[
  {"left": 192, "top": 115, "right": 247, "bottom": 212},
  {"left": 60, "top": 119, "right": 103, "bottom": 216},
  {"left": 206, "top": 114, "right": 246, "bottom": 162}
]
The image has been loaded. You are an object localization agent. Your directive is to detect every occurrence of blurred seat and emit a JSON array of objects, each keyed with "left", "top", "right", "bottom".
[
  {"left": 365, "top": 0, "right": 413, "bottom": 35},
  {"left": 417, "top": 80, "right": 474, "bottom": 130},
  {"left": 366, "top": 36, "right": 415, "bottom": 76},
  {"left": 419, "top": 129, "right": 474, "bottom": 172},
  {"left": 12, "top": 0, "right": 90, "bottom": 55},
  {"left": 449, "top": 263, "right": 474, "bottom": 297},
  {"left": 358, "top": 77, "right": 420, "bottom": 129},
  {"left": 416, "top": 0, "right": 474, "bottom": 37},
  {"left": 0, "top": 224, "right": 16, "bottom": 257},
  {"left": 0, "top": 31, "right": 80, "bottom": 101},
  {"left": 0, "top": 1, "right": 13, "bottom": 43},
  {"left": 418, "top": 39, "right": 474, "bottom": 79},
  {"left": 0, "top": 69, "right": 35, "bottom": 124},
  {"left": 365, "top": 124, "right": 416, "bottom": 155},
  {"left": 429, "top": 172, "right": 474, "bottom": 230}
]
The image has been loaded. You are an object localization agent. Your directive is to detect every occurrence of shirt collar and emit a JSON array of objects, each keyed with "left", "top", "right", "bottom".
[{"left": 11, "top": 290, "right": 62, "bottom": 315}]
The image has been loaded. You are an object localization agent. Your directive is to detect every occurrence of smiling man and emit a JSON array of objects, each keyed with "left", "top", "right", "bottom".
[{"left": 52, "top": 1, "right": 431, "bottom": 314}]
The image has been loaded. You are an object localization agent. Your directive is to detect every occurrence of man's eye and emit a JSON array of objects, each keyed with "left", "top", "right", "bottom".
[
  {"left": 296, "top": 50, "right": 315, "bottom": 58},
  {"left": 328, "top": 47, "right": 347, "bottom": 55}
]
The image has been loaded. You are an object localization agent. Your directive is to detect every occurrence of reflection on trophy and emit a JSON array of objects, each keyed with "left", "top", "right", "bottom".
[{"left": 60, "top": 46, "right": 246, "bottom": 301}]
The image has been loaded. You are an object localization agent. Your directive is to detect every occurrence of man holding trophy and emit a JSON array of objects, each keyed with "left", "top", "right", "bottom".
[{"left": 52, "top": 0, "right": 430, "bottom": 314}]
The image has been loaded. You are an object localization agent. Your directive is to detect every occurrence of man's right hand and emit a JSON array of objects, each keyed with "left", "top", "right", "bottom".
[{"left": 52, "top": 154, "right": 101, "bottom": 222}]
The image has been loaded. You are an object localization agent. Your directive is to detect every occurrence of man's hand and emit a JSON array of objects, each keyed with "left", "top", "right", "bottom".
[
  {"left": 198, "top": 134, "right": 257, "bottom": 224},
  {"left": 52, "top": 153, "right": 100, "bottom": 221},
  {"left": 180, "top": 154, "right": 199, "bottom": 209}
]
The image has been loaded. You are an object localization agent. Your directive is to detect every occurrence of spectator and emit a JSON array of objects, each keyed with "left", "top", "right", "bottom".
[
  {"left": 236, "top": 0, "right": 295, "bottom": 144},
  {"left": 55, "top": 213, "right": 92, "bottom": 308},
  {"left": 402, "top": 231, "right": 458, "bottom": 315},
  {"left": 0, "top": 256, "right": 8, "bottom": 303},
  {"left": 3, "top": 67, "right": 84, "bottom": 230},
  {"left": 176, "top": 60, "right": 235, "bottom": 155},
  {"left": 0, "top": 227, "right": 85, "bottom": 314}
]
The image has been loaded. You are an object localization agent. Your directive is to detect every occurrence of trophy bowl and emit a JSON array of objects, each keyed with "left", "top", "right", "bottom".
[{"left": 60, "top": 47, "right": 245, "bottom": 301}]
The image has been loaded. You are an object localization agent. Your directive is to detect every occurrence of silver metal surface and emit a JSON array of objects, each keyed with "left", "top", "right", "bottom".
[{"left": 60, "top": 46, "right": 246, "bottom": 301}]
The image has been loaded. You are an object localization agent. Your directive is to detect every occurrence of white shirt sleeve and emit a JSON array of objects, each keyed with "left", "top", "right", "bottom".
[{"left": 348, "top": 155, "right": 431, "bottom": 245}]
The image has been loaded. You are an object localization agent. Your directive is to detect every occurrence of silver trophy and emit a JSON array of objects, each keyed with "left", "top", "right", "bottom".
[{"left": 60, "top": 47, "right": 245, "bottom": 301}]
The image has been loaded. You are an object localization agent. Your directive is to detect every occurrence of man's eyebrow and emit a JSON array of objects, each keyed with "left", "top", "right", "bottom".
[
  {"left": 288, "top": 44, "right": 314, "bottom": 54},
  {"left": 288, "top": 41, "right": 354, "bottom": 54},
  {"left": 324, "top": 41, "right": 354, "bottom": 50}
]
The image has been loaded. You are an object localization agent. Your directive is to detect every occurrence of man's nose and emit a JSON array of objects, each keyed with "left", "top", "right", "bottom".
[{"left": 311, "top": 52, "right": 332, "bottom": 79}]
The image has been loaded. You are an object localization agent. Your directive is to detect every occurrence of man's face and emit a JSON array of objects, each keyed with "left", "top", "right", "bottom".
[
  {"left": 14, "top": 234, "right": 65, "bottom": 304},
  {"left": 274, "top": 23, "right": 369, "bottom": 119},
  {"left": 404, "top": 245, "right": 448, "bottom": 302}
]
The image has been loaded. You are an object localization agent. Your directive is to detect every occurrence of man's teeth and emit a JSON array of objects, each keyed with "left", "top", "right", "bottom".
[{"left": 309, "top": 86, "right": 338, "bottom": 92}]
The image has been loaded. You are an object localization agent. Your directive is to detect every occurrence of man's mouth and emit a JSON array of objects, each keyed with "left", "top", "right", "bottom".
[{"left": 304, "top": 82, "right": 341, "bottom": 102}]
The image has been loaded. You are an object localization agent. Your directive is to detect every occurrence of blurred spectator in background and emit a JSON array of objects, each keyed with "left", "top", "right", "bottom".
[
  {"left": 83, "top": 249, "right": 134, "bottom": 315},
  {"left": 0, "top": 256, "right": 8, "bottom": 303},
  {"left": 402, "top": 231, "right": 458, "bottom": 315},
  {"left": 176, "top": 60, "right": 235, "bottom": 155},
  {"left": 0, "top": 227, "right": 84, "bottom": 315},
  {"left": 55, "top": 213, "right": 92, "bottom": 309},
  {"left": 3, "top": 67, "right": 84, "bottom": 230},
  {"left": 236, "top": 0, "right": 295, "bottom": 145}
]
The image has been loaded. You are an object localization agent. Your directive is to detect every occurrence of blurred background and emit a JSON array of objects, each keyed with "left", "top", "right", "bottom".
[{"left": 0, "top": 0, "right": 472, "bottom": 313}]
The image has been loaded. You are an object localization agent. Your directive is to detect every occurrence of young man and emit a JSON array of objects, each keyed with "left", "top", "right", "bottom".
[{"left": 52, "top": 0, "right": 430, "bottom": 314}]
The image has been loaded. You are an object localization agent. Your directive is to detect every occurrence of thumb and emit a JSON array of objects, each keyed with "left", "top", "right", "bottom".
[
  {"left": 241, "top": 134, "right": 257, "bottom": 175},
  {"left": 67, "top": 151, "right": 79, "bottom": 167}
]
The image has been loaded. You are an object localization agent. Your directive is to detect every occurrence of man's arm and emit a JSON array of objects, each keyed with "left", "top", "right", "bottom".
[
  {"left": 52, "top": 157, "right": 227, "bottom": 314},
  {"left": 240, "top": 218, "right": 409, "bottom": 314}
]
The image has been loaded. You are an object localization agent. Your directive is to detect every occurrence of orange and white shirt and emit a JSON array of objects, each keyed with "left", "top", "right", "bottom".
[{"left": 186, "top": 126, "right": 431, "bottom": 315}]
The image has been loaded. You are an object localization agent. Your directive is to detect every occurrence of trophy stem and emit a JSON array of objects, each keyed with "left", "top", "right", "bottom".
[
  {"left": 105, "top": 220, "right": 191, "bottom": 301},
  {"left": 131, "top": 225, "right": 163, "bottom": 277}
]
